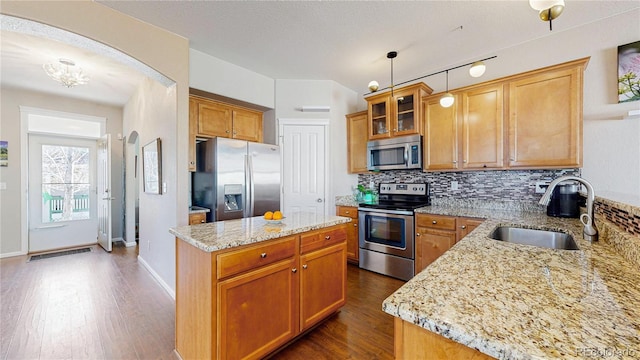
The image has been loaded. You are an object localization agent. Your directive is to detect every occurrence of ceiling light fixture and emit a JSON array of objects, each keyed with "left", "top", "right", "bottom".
[
  {"left": 43, "top": 58, "right": 89, "bottom": 88},
  {"left": 366, "top": 53, "right": 497, "bottom": 108},
  {"left": 439, "top": 70, "right": 455, "bottom": 108},
  {"left": 529, "top": 0, "right": 564, "bottom": 31}
]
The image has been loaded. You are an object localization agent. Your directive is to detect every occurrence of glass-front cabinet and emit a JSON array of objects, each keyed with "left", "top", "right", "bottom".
[{"left": 365, "top": 82, "right": 433, "bottom": 140}]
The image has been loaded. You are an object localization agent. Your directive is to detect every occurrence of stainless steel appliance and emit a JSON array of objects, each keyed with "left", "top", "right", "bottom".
[
  {"left": 192, "top": 137, "right": 280, "bottom": 222},
  {"left": 367, "top": 134, "right": 422, "bottom": 171},
  {"left": 546, "top": 182, "right": 580, "bottom": 218},
  {"left": 358, "top": 183, "right": 430, "bottom": 281}
]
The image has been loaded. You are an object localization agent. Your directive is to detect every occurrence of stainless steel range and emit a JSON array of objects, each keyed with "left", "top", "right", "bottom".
[{"left": 358, "top": 183, "right": 430, "bottom": 281}]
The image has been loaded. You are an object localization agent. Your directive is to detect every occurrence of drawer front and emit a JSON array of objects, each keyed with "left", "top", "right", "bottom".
[
  {"left": 337, "top": 206, "right": 358, "bottom": 219},
  {"left": 300, "top": 225, "right": 347, "bottom": 254},
  {"left": 416, "top": 214, "right": 456, "bottom": 231},
  {"left": 189, "top": 212, "right": 207, "bottom": 225},
  {"left": 217, "top": 236, "right": 296, "bottom": 279}
]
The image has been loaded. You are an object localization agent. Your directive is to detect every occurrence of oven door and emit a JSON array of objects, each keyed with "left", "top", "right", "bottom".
[{"left": 358, "top": 208, "right": 414, "bottom": 259}]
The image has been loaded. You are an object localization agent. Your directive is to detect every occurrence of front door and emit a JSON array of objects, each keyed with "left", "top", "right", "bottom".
[
  {"left": 28, "top": 134, "right": 98, "bottom": 252},
  {"left": 97, "top": 134, "right": 112, "bottom": 252},
  {"left": 280, "top": 122, "right": 327, "bottom": 215}
]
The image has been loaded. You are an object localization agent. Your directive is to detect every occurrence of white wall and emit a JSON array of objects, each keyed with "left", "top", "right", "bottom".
[
  {"left": 274, "top": 79, "right": 360, "bottom": 211},
  {"left": 2, "top": 1, "right": 190, "bottom": 294},
  {"left": 0, "top": 86, "right": 124, "bottom": 256},
  {"left": 189, "top": 49, "right": 275, "bottom": 109},
  {"left": 123, "top": 79, "right": 178, "bottom": 296}
]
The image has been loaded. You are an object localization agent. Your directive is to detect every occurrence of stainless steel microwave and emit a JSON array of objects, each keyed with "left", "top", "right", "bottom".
[{"left": 367, "top": 134, "right": 422, "bottom": 171}]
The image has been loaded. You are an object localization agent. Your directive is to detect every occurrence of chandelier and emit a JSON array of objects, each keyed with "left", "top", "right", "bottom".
[{"left": 43, "top": 58, "right": 90, "bottom": 88}]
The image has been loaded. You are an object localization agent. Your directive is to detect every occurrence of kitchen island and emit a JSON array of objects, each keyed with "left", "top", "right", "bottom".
[
  {"left": 383, "top": 205, "right": 640, "bottom": 359},
  {"left": 170, "top": 212, "right": 351, "bottom": 360}
]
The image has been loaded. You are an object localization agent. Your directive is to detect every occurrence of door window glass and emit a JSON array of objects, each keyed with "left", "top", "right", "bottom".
[{"left": 41, "top": 144, "right": 91, "bottom": 222}]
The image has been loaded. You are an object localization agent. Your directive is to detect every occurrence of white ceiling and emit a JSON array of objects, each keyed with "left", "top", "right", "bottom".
[{"left": 2, "top": 1, "right": 639, "bottom": 106}]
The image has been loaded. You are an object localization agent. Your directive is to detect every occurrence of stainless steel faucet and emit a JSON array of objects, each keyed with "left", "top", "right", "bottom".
[{"left": 539, "top": 176, "right": 598, "bottom": 241}]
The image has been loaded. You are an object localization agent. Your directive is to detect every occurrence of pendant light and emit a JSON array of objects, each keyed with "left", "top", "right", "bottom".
[
  {"left": 440, "top": 70, "right": 454, "bottom": 108},
  {"left": 469, "top": 61, "right": 486, "bottom": 78},
  {"left": 529, "top": 0, "right": 564, "bottom": 31}
]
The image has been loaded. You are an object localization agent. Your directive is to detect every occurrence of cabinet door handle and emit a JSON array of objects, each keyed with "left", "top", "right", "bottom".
[
  {"left": 461, "top": 225, "right": 467, "bottom": 229},
  {"left": 292, "top": 268, "right": 297, "bottom": 273},
  {"left": 325, "top": 235, "right": 331, "bottom": 240},
  {"left": 233, "top": 131, "right": 237, "bottom": 135},
  {"left": 225, "top": 130, "right": 230, "bottom": 133},
  {"left": 302, "top": 264, "right": 308, "bottom": 269},
  {"left": 416, "top": 233, "right": 421, "bottom": 236},
  {"left": 260, "top": 253, "right": 267, "bottom": 258},
  {"left": 432, "top": 220, "right": 437, "bottom": 224},
  {"left": 353, "top": 223, "right": 358, "bottom": 227},
  {"left": 200, "top": 219, "right": 205, "bottom": 223}
]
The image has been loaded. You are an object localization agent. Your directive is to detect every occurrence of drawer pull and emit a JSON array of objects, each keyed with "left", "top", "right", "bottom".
[
  {"left": 325, "top": 235, "right": 331, "bottom": 240},
  {"left": 354, "top": 223, "right": 358, "bottom": 227},
  {"left": 303, "top": 264, "right": 308, "bottom": 269},
  {"left": 345, "top": 211, "right": 350, "bottom": 214},
  {"left": 432, "top": 220, "right": 437, "bottom": 224},
  {"left": 260, "top": 253, "right": 267, "bottom": 258},
  {"left": 461, "top": 225, "right": 467, "bottom": 229},
  {"left": 416, "top": 232, "right": 421, "bottom": 236},
  {"left": 292, "top": 268, "right": 297, "bottom": 273},
  {"left": 200, "top": 219, "right": 205, "bottom": 223}
]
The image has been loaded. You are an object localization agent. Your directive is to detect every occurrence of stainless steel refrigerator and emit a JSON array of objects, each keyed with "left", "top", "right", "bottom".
[{"left": 191, "top": 137, "right": 281, "bottom": 222}]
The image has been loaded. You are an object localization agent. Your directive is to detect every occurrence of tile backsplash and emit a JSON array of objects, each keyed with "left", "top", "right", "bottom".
[{"left": 358, "top": 168, "right": 581, "bottom": 203}]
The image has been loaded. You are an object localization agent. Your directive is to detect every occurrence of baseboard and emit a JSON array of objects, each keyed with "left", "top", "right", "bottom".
[
  {"left": 113, "top": 237, "right": 136, "bottom": 247},
  {"left": 0, "top": 250, "right": 27, "bottom": 259},
  {"left": 137, "top": 255, "right": 176, "bottom": 300}
]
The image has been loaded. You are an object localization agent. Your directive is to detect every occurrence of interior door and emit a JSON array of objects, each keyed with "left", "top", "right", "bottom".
[
  {"left": 28, "top": 134, "right": 98, "bottom": 252},
  {"left": 97, "top": 134, "right": 112, "bottom": 252},
  {"left": 280, "top": 123, "right": 327, "bottom": 215}
]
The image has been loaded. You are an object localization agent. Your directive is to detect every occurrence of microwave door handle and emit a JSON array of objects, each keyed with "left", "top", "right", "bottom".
[{"left": 404, "top": 144, "right": 409, "bottom": 167}]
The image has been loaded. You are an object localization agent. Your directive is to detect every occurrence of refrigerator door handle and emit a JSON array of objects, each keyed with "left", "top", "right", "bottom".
[{"left": 247, "top": 154, "right": 255, "bottom": 217}]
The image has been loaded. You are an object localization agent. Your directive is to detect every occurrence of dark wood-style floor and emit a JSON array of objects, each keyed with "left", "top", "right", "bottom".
[{"left": 0, "top": 245, "right": 404, "bottom": 360}]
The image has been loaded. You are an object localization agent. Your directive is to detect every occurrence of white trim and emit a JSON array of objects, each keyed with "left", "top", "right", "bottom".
[
  {"left": 0, "top": 251, "right": 28, "bottom": 259},
  {"left": 20, "top": 106, "right": 109, "bottom": 254},
  {"left": 138, "top": 255, "right": 176, "bottom": 300},
  {"left": 277, "top": 118, "right": 331, "bottom": 216}
]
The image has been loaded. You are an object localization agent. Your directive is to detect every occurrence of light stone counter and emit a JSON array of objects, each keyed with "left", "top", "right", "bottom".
[
  {"left": 383, "top": 205, "right": 640, "bottom": 360},
  {"left": 170, "top": 212, "right": 351, "bottom": 253}
]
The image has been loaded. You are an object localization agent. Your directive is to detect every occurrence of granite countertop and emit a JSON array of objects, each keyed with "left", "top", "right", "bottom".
[
  {"left": 189, "top": 206, "right": 210, "bottom": 214},
  {"left": 170, "top": 211, "right": 351, "bottom": 253},
  {"left": 383, "top": 205, "right": 640, "bottom": 360}
]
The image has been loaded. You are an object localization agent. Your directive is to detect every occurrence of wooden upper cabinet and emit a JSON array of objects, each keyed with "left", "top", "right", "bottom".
[
  {"left": 346, "top": 111, "right": 369, "bottom": 173},
  {"left": 508, "top": 59, "right": 587, "bottom": 168},
  {"left": 188, "top": 97, "right": 198, "bottom": 172},
  {"left": 232, "top": 107, "right": 263, "bottom": 142},
  {"left": 423, "top": 94, "right": 459, "bottom": 171},
  {"left": 190, "top": 95, "right": 263, "bottom": 142},
  {"left": 461, "top": 83, "right": 504, "bottom": 169},
  {"left": 366, "top": 82, "right": 432, "bottom": 140},
  {"left": 198, "top": 100, "right": 232, "bottom": 137}
]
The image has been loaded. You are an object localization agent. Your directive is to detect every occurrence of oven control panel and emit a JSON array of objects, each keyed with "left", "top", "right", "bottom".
[{"left": 379, "top": 183, "right": 428, "bottom": 195}]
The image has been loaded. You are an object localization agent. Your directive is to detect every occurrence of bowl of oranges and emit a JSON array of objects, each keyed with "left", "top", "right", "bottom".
[{"left": 263, "top": 210, "right": 285, "bottom": 224}]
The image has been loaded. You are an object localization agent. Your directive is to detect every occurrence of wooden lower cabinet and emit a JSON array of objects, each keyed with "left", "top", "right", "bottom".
[
  {"left": 395, "top": 318, "right": 494, "bottom": 359},
  {"left": 336, "top": 206, "right": 359, "bottom": 264},
  {"left": 175, "top": 224, "right": 347, "bottom": 360},
  {"left": 218, "top": 258, "right": 297, "bottom": 360},
  {"left": 300, "top": 242, "right": 347, "bottom": 331},
  {"left": 189, "top": 212, "right": 206, "bottom": 225},
  {"left": 415, "top": 214, "right": 484, "bottom": 274}
]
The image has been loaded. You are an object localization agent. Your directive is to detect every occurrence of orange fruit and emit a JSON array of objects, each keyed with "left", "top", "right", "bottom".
[
  {"left": 272, "top": 211, "right": 283, "bottom": 220},
  {"left": 263, "top": 211, "right": 274, "bottom": 220}
]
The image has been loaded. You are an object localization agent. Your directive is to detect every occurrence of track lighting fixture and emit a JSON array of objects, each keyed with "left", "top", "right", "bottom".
[{"left": 366, "top": 53, "right": 497, "bottom": 108}]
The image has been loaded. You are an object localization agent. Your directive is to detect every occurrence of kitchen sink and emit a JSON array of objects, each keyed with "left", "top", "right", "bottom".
[{"left": 489, "top": 226, "right": 579, "bottom": 250}]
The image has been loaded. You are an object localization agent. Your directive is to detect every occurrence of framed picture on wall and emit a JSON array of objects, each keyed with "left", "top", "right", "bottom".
[
  {"left": 142, "top": 138, "right": 162, "bottom": 194},
  {"left": 618, "top": 40, "right": 640, "bottom": 103}
]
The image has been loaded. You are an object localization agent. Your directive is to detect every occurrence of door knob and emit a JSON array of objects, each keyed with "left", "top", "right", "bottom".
[{"left": 316, "top": 198, "right": 323, "bottom": 203}]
